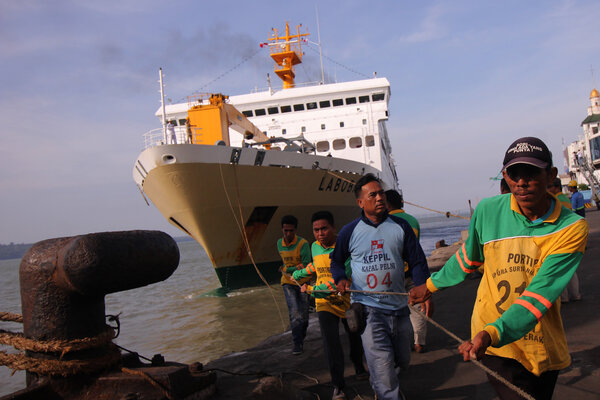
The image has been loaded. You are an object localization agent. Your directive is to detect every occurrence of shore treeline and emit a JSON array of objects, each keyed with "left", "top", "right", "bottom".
[{"left": 0, "top": 243, "right": 31, "bottom": 261}]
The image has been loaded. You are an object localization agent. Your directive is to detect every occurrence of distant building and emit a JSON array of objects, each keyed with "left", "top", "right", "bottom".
[{"left": 565, "top": 88, "right": 600, "bottom": 195}]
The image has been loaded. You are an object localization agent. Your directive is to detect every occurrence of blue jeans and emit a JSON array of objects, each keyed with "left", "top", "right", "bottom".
[
  {"left": 361, "top": 305, "right": 412, "bottom": 400},
  {"left": 282, "top": 284, "right": 309, "bottom": 346}
]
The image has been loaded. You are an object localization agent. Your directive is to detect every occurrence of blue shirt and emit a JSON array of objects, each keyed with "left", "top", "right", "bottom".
[
  {"left": 330, "top": 212, "right": 430, "bottom": 311},
  {"left": 571, "top": 191, "right": 585, "bottom": 210}
]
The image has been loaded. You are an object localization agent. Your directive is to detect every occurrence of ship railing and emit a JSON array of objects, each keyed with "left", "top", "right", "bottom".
[
  {"left": 143, "top": 127, "right": 189, "bottom": 149},
  {"left": 248, "top": 80, "right": 328, "bottom": 93}
]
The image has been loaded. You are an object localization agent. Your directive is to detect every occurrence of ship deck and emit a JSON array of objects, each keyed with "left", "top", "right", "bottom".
[{"left": 206, "top": 209, "right": 600, "bottom": 399}]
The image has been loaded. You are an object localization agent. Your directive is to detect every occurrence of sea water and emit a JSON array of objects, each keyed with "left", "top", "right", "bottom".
[{"left": 0, "top": 214, "right": 469, "bottom": 395}]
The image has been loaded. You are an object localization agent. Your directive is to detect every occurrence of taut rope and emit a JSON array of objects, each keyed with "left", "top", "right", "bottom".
[
  {"left": 320, "top": 170, "right": 471, "bottom": 221},
  {"left": 309, "top": 288, "right": 534, "bottom": 400},
  {"left": 218, "top": 163, "right": 288, "bottom": 332}
]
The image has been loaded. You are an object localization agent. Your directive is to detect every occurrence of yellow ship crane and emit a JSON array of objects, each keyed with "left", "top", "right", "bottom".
[
  {"left": 186, "top": 93, "right": 269, "bottom": 146},
  {"left": 263, "top": 22, "right": 309, "bottom": 89}
]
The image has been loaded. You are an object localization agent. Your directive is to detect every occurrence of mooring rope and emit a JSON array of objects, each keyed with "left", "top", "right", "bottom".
[
  {"left": 406, "top": 304, "right": 535, "bottom": 400},
  {"left": 0, "top": 345, "right": 121, "bottom": 377},
  {"left": 310, "top": 288, "right": 534, "bottom": 400},
  {"left": 218, "top": 163, "right": 288, "bottom": 332},
  {"left": 311, "top": 289, "right": 409, "bottom": 296},
  {"left": 0, "top": 312, "right": 23, "bottom": 323},
  {"left": 0, "top": 312, "right": 122, "bottom": 377},
  {"left": 320, "top": 170, "right": 471, "bottom": 221},
  {"left": 0, "top": 328, "right": 115, "bottom": 358},
  {"left": 402, "top": 200, "right": 471, "bottom": 221}
]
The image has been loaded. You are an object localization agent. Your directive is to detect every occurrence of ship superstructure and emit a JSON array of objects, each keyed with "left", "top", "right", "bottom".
[{"left": 133, "top": 23, "right": 399, "bottom": 290}]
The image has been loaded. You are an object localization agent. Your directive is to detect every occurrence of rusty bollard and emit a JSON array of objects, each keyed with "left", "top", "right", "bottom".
[{"left": 10, "top": 230, "right": 215, "bottom": 399}]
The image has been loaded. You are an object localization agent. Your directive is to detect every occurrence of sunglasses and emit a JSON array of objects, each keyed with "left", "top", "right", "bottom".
[{"left": 505, "top": 164, "right": 544, "bottom": 181}]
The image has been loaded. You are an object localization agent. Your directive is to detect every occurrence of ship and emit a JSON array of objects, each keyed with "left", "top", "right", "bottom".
[{"left": 133, "top": 23, "right": 399, "bottom": 290}]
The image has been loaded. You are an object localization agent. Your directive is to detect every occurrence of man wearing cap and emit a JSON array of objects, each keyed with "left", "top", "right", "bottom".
[
  {"left": 568, "top": 180, "right": 585, "bottom": 217},
  {"left": 409, "top": 137, "right": 588, "bottom": 399}
]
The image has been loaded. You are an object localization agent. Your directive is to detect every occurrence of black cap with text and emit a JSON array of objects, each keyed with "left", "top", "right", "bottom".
[{"left": 503, "top": 137, "right": 552, "bottom": 170}]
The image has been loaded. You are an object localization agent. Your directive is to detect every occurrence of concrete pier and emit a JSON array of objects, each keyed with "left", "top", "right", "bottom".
[{"left": 205, "top": 209, "right": 600, "bottom": 399}]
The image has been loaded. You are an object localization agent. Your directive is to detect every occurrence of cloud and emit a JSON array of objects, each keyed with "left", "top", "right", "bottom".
[{"left": 394, "top": 4, "right": 446, "bottom": 44}]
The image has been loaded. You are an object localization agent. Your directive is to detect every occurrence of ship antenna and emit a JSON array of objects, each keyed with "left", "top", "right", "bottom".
[
  {"left": 159, "top": 68, "right": 167, "bottom": 144},
  {"left": 315, "top": 5, "right": 325, "bottom": 84}
]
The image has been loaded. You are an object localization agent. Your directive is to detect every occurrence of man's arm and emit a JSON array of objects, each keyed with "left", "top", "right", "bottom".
[
  {"left": 410, "top": 209, "right": 484, "bottom": 303},
  {"left": 292, "top": 263, "right": 316, "bottom": 282},
  {"left": 306, "top": 278, "right": 339, "bottom": 298}
]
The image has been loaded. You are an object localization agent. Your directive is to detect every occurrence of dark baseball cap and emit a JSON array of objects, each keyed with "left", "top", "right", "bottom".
[{"left": 503, "top": 137, "right": 552, "bottom": 170}]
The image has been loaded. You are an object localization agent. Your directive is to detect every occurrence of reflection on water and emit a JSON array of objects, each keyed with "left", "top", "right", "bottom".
[{"left": 0, "top": 215, "right": 468, "bottom": 396}]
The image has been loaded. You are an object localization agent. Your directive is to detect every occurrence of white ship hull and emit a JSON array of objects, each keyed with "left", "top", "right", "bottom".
[{"left": 136, "top": 144, "right": 387, "bottom": 289}]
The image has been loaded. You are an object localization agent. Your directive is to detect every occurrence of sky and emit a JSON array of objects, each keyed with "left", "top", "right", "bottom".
[{"left": 1, "top": 0, "right": 599, "bottom": 244}]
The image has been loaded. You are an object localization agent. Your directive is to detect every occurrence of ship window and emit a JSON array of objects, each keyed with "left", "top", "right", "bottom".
[
  {"left": 332, "top": 99, "right": 343, "bottom": 106},
  {"left": 255, "top": 108, "right": 266, "bottom": 116},
  {"left": 242, "top": 110, "right": 253, "bottom": 117},
  {"left": 594, "top": 126, "right": 599, "bottom": 135},
  {"left": 333, "top": 139, "right": 346, "bottom": 150},
  {"left": 293, "top": 104, "right": 305, "bottom": 111},
  {"left": 301, "top": 126, "right": 306, "bottom": 133},
  {"left": 319, "top": 100, "right": 331, "bottom": 108},
  {"left": 349, "top": 137, "right": 362, "bottom": 148},
  {"left": 281, "top": 105, "right": 292, "bottom": 113},
  {"left": 339, "top": 122, "right": 344, "bottom": 127},
  {"left": 316, "top": 141, "right": 330, "bottom": 152},
  {"left": 306, "top": 102, "right": 317, "bottom": 110},
  {"left": 365, "top": 135, "right": 375, "bottom": 147},
  {"left": 321, "top": 124, "right": 326, "bottom": 130},
  {"left": 372, "top": 93, "right": 385, "bottom": 101},
  {"left": 178, "top": 119, "right": 187, "bottom": 126},
  {"left": 282, "top": 129, "right": 287, "bottom": 135},
  {"left": 268, "top": 107, "right": 279, "bottom": 115},
  {"left": 345, "top": 97, "right": 357, "bottom": 105},
  {"left": 359, "top": 95, "right": 370, "bottom": 103},
  {"left": 362, "top": 119, "right": 367, "bottom": 125}
]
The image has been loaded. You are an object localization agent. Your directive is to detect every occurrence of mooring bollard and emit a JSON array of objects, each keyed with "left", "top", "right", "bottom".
[
  {"left": 4, "top": 230, "right": 216, "bottom": 400},
  {"left": 20, "top": 230, "right": 179, "bottom": 344}
]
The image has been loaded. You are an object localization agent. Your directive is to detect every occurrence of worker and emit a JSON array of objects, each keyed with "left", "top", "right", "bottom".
[
  {"left": 410, "top": 136, "right": 588, "bottom": 399},
  {"left": 568, "top": 180, "right": 585, "bottom": 217},
  {"left": 385, "top": 189, "right": 432, "bottom": 353}
]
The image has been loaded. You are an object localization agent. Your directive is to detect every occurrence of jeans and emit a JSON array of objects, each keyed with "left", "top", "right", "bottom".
[
  {"left": 318, "top": 311, "right": 365, "bottom": 389},
  {"left": 282, "top": 284, "right": 309, "bottom": 346},
  {"left": 361, "top": 305, "right": 412, "bottom": 400}
]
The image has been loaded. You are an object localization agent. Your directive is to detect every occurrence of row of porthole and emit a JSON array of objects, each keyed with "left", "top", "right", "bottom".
[
  {"left": 241, "top": 93, "right": 385, "bottom": 118},
  {"left": 315, "top": 135, "right": 376, "bottom": 152}
]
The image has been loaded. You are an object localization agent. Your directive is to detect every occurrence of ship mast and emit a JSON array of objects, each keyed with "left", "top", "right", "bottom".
[
  {"left": 266, "top": 22, "right": 309, "bottom": 89},
  {"left": 159, "top": 68, "right": 167, "bottom": 143}
]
